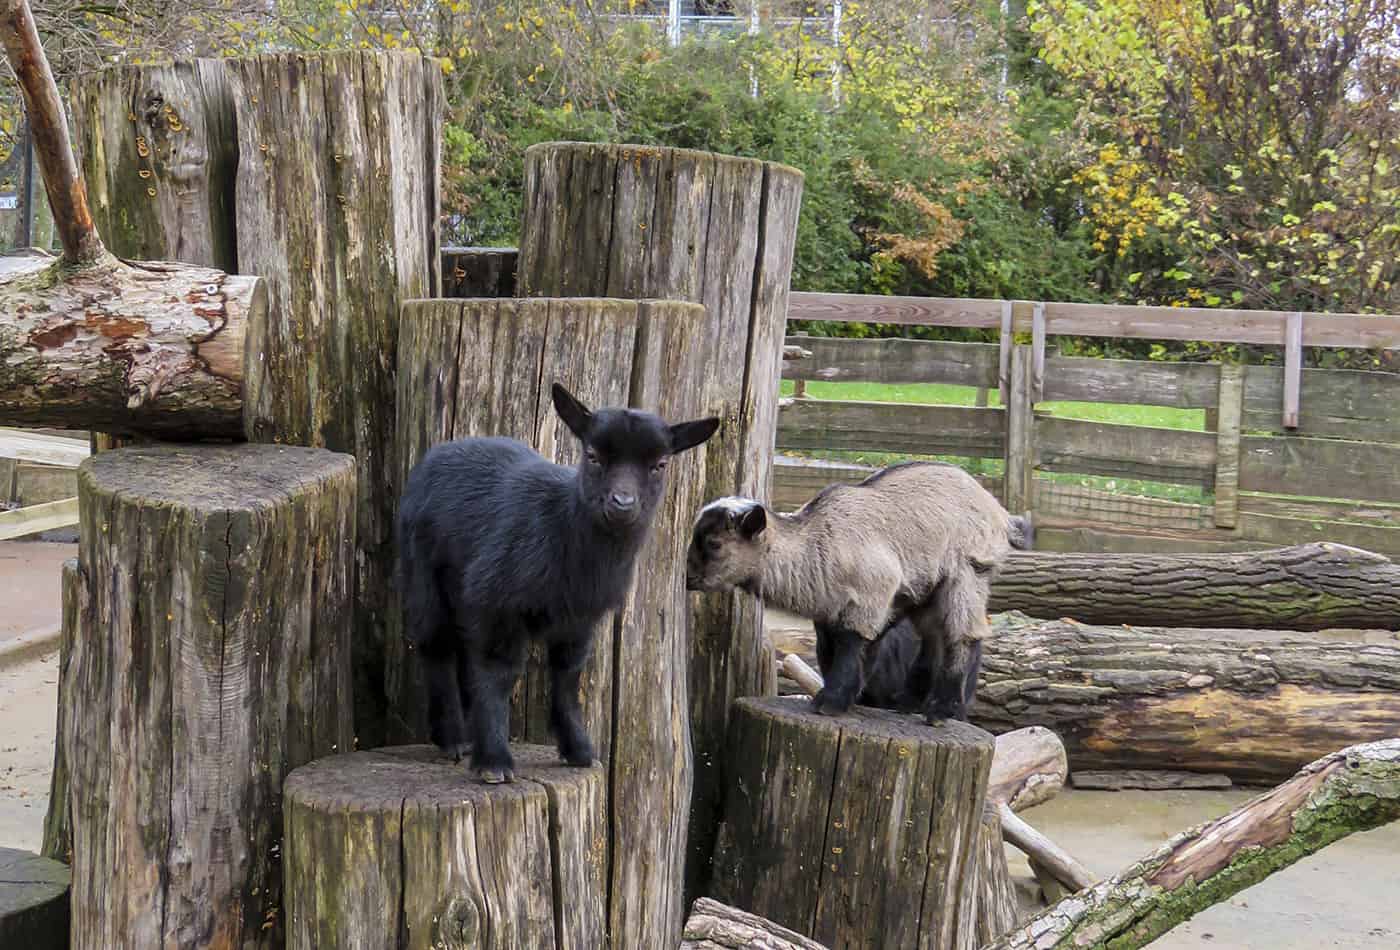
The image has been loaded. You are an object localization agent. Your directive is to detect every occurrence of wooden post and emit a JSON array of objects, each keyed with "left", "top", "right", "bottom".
[
  {"left": 441, "top": 246, "right": 518, "bottom": 297},
  {"left": 516, "top": 142, "right": 803, "bottom": 904},
  {"left": 1213, "top": 363, "right": 1245, "bottom": 528},
  {"left": 395, "top": 297, "right": 715, "bottom": 949},
  {"left": 40, "top": 558, "right": 79, "bottom": 865},
  {"left": 73, "top": 51, "right": 444, "bottom": 747},
  {"left": 1004, "top": 342, "right": 1034, "bottom": 514},
  {"left": 1284, "top": 311, "right": 1303, "bottom": 429},
  {"left": 64, "top": 444, "right": 355, "bottom": 948},
  {"left": 712, "top": 697, "right": 995, "bottom": 950},
  {"left": 283, "top": 746, "right": 606, "bottom": 948},
  {"left": 0, "top": 847, "right": 69, "bottom": 947}
]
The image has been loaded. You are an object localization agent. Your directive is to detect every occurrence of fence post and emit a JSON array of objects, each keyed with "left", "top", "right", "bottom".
[
  {"left": 1004, "top": 343, "right": 1035, "bottom": 514},
  {"left": 1213, "top": 363, "right": 1245, "bottom": 529},
  {"left": 1283, "top": 312, "right": 1303, "bottom": 429}
]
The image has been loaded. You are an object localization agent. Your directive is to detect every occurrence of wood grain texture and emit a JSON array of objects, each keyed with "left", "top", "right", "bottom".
[
  {"left": 0, "top": 847, "right": 70, "bottom": 949},
  {"left": 1071, "top": 770, "right": 1232, "bottom": 791},
  {"left": 283, "top": 745, "right": 606, "bottom": 950},
  {"left": 1004, "top": 344, "right": 1034, "bottom": 512},
  {"left": 0, "top": 251, "right": 260, "bottom": 437},
  {"left": 986, "top": 740, "right": 1400, "bottom": 950},
  {"left": 1242, "top": 364, "right": 1400, "bottom": 442},
  {"left": 973, "top": 807, "right": 1020, "bottom": 948},
  {"left": 681, "top": 898, "right": 828, "bottom": 950},
  {"left": 990, "top": 542, "right": 1400, "bottom": 630},
  {"left": 987, "top": 726, "right": 1067, "bottom": 812},
  {"left": 1041, "top": 356, "right": 1219, "bottom": 409},
  {"left": 771, "top": 456, "right": 1001, "bottom": 514},
  {"left": 517, "top": 142, "right": 802, "bottom": 904},
  {"left": 441, "top": 246, "right": 518, "bottom": 298},
  {"left": 40, "top": 558, "right": 79, "bottom": 865},
  {"left": 65, "top": 444, "right": 355, "bottom": 949},
  {"left": 777, "top": 399, "right": 1005, "bottom": 458},
  {"left": 780, "top": 336, "right": 999, "bottom": 386},
  {"left": 1212, "top": 364, "right": 1244, "bottom": 528},
  {"left": 788, "top": 291, "right": 1004, "bottom": 328},
  {"left": 394, "top": 297, "right": 712, "bottom": 949},
  {"left": 711, "top": 697, "right": 995, "bottom": 950},
  {"left": 1036, "top": 415, "right": 1216, "bottom": 486}
]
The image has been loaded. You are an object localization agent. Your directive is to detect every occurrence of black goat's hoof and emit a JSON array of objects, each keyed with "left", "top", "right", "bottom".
[
  {"left": 924, "top": 704, "right": 965, "bottom": 726},
  {"left": 812, "top": 689, "right": 853, "bottom": 717},
  {"left": 476, "top": 766, "right": 515, "bottom": 785},
  {"left": 439, "top": 741, "right": 471, "bottom": 763},
  {"left": 558, "top": 737, "right": 597, "bottom": 768}
]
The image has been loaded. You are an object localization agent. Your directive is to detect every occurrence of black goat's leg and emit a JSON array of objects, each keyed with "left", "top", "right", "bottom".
[
  {"left": 927, "top": 635, "right": 980, "bottom": 723},
  {"left": 466, "top": 627, "right": 526, "bottom": 783},
  {"left": 420, "top": 628, "right": 469, "bottom": 760},
  {"left": 927, "top": 563, "right": 991, "bottom": 723},
  {"left": 812, "top": 622, "right": 867, "bottom": 716},
  {"left": 548, "top": 636, "right": 596, "bottom": 767}
]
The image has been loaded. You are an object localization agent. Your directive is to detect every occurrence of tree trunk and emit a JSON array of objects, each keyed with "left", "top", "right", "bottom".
[
  {"left": 441, "top": 246, "right": 517, "bottom": 297},
  {"left": 975, "top": 613, "right": 1400, "bottom": 782},
  {"left": 283, "top": 745, "right": 606, "bottom": 949},
  {"left": 712, "top": 697, "right": 995, "bottom": 950},
  {"left": 65, "top": 443, "right": 355, "bottom": 949},
  {"left": 973, "top": 806, "right": 1020, "bottom": 948},
  {"left": 680, "top": 898, "right": 828, "bottom": 950},
  {"left": 990, "top": 542, "right": 1400, "bottom": 631},
  {"left": 0, "top": 250, "right": 259, "bottom": 437},
  {"left": 40, "top": 557, "right": 78, "bottom": 865},
  {"left": 73, "top": 51, "right": 444, "bottom": 747},
  {"left": 0, "top": 847, "right": 69, "bottom": 949},
  {"left": 986, "top": 739, "right": 1400, "bottom": 950},
  {"left": 395, "top": 297, "right": 714, "bottom": 949},
  {"left": 517, "top": 141, "right": 804, "bottom": 903}
]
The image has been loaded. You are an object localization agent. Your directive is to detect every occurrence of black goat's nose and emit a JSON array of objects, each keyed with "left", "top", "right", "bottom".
[{"left": 610, "top": 492, "right": 637, "bottom": 510}]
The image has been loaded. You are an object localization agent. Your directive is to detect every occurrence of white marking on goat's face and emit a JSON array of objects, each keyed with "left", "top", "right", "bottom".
[{"left": 686, "top": 499, "right": 766, "bottom": 593}]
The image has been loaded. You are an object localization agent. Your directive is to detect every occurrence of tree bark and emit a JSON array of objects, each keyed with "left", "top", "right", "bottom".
[
  {"left": 0, "top": 847, "right": 69, "bottom": 948},
  {"left": 65, "top": 444, "right": 355, "bottom": 949},
  {"left": 0, "top": 250, "right": 260, "bottom": 437},
  {"left": 395, "top": 297, "right": 714, "bottom": 950},
  {"left": 517, "top": 141, "right": 804, "bottom": 903},
  {"left": 988, "top": 725, "right": 1067, "bottom": 812},
  {"left": 40, "top": 557, "right": 79, "bottom": 865},
  {"left": 990, "top": 542, "right": 1400, "bottom": 631},
  {"left": 975, "top": 613, "right": 1400, "bottom": 782},
  {"left": 73, "top": 51, "right": 444, "bottom": 747},
  {"left": 441, "top": 246, "right": 517, "bottom": 297},
  {"left": 712, "top": 697, "right": 995, "bottom": 950},
  {"left": 973, "top": 806, "right": 1020, "bottom": 948},
  {"left": 283, "top": 745, "right": 606, "bottom": 949},
  {"left": 680, "top": 898, "right": 828, "bottom": 950},
  {"left": 986, "top": 739, "right": 1400, "bottom": 950}
]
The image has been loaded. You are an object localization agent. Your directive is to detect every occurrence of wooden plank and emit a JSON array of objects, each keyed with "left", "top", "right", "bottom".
[
  {"left": 1233, "top": 510, "right": 1400, "bottom": 557},
  {"left": 0, "top": 497, "right": 79, "bottom": 541},
  {"left": 1043, "top": 301, "right": 1400, "bottom": 350},
  {"left": 0, "top": 429, "right": 89, "bottom": 468},
  {"left": 1036, "top": 417, "right": 1217, "bottom": 486},
  {"left": 788, "top": 291, "right": 1004, "bottom": 328},
  {"left": 1284, "top": 312, "right": 1303, "bottom": 429},
  {"left": 1213, "top": 364, "right": 1245, "bottom": 528},
  {"left": 1240, "top": 435, "right": 1400, "bottom": 504},
  {"left": 1004, "top": 344, "right": 1034, "bottom": 513},
  {"left": 1033, "top": 524, "right": 1273, "bottom": 554},
  {"left": 771, "top": 456, "right": 1001, "bottom": 512},
  {"left": 1040, "top": 357, "right": 1219, "bottom": 409},
  {"left": 776, "top": 400, "right": 1005, "bottom": 458},
  {"left": 1242, "top": 365, "right": 1400, "bottom": 442},
  {"left": 779, "top": 336, "right": 999, "bottom": 387},
  {"left": 1238, "top": 492, "right": 1400, "bottom": 527},
  {"left": 998, "top": 300, "right": 1013, "bottom": 405},
  {"left": 1031, "top": 302, "right": 1046, "bottom": 403}
]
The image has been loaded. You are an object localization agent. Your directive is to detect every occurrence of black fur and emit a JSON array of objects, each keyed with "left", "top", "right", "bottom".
[{"left": 397, "top": 383, "right": 718, "bottom": 782}]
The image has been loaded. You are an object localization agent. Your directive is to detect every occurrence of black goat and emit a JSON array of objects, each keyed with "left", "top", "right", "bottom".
[{"left": 397, "top": 383, "right": 718, "bottom": 783}]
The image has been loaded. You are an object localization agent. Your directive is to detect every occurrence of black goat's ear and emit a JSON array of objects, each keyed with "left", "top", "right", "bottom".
[
  {"left": 737, "top": 505, "right": 767, "bottom": 539},
  {"left": 552, "top": 383, "right": 593, "bottom": 439},
  {"left": 669, "top": 416, "right": 720, "bottom": 454}
]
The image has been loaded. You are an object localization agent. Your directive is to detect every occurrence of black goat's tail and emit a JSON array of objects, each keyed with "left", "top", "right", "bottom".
[{"left": 1008, "top": 513, "right": 1035, "bottom": 551}]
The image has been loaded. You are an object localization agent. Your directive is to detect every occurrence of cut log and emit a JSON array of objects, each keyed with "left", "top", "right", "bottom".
[
  {"left": 973, "top": 805, "right": 1020, "bottom": 948},
  {"left": 394, "top": 297, "right": 714, "bottom": 950},
  {"left": 0, "top": 847, "right": 69, "bottom": 948},
  {"left": 680, "top": 897, "right": 828, "bottom": 950},
  {"left": 712, "top": 697, "right": 995, "bottom": 950},
  {"left": 40, "top": 557, "right": 78, "bottom": 865},
  {"left": 990, "top": 542, "right": 1400, "bottom": 631},
  {"left": 985, "top": 739, "right": 1400, "bottom": 950},
  {"left": 975, "top": 613, "right": 1400, "bottom": 782},
  {"left": 73, "top": 51, "right": 444, "bottom": 747},
  {"left": 1072, "top": 770, "right": 1233, "bottom": 791},
  {"left": 441, "top": 246, "right": 518, "bottom": 297},
  {"left": 518, "top": 142, "right": 803, "bottom": 905},
  {"left": 64, "top": 444, "right": 355, "bottom": 949},
  {"left": 283, "top": 745, "right": 605, "bottom": 948}
]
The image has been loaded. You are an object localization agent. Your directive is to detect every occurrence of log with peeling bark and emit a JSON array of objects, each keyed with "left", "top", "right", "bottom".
[
  {"left": 0, "top": 0, "right": 265, "bottom": 439},
  {"left": 975, "top": 613, "right": 1400, "bottom": 783},
  {"left": 680, "top": 898, "right": 828, "bottom": 950},
  {"left": 986, "top": 739, "right": 1400, "bottom": 950},
  {"left": 990, "top": 542, "right": 1400, "bottom": 631}
]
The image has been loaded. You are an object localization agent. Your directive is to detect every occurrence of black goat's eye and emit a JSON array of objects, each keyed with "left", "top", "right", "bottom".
[
  {"left": 651, "top": 458, "right": 668, "bottom": 473},
  {"left": 585, "top": 450, "right": 601, "bottom": 466},
  {"left": 705, "top": 536, "right": 722, "bottom": 552}
]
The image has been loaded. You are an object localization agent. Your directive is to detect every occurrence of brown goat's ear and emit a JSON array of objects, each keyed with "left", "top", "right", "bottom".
[
  {"left": 738, "top": 505, "right": 767, "bottom": 539},
  {"left": 669, "top": 416, "right": 720, "bottom": 454},
  {"left": 552, "top": 383, "right": 592, "bottom": 439}
]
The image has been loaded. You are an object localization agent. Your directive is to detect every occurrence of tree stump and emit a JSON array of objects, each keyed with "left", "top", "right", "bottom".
[
  {"left": 73, "top": 50, "right": 444, "bottom": 747},
  {"left": 517, "top": 141, "right": 804, "bottom": 901},
  {"left": 395, "top": 297, "right": 715, "bottom": 948},
  {"left": 40, "top": 557, "right": 79, "bottom": 865},
  {"left": 0, "top": 848, "right": 69, "bottom": 949},
  {"left": 283, "top": 745, "right": 605, "bottom": 949},
  {"left": 973, "top": 805, "right": 1019, "bottom": 948},
  {"left": 712, "top": 697, "right": 995, "bottom": 950},
  {"left": 64, "top": 443, "right": 355, "bottom": 949}
]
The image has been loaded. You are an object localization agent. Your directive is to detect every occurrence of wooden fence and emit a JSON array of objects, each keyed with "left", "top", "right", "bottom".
[{"left": 777, "top": 294, "right": 1400, "bottom": 555}]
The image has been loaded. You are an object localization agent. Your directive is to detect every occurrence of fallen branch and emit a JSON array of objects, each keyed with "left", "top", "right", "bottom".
[
  {"left": 985, "top": 739, "right": 1400, "bottom": 950},
  {"left": 681, "top": 897, "right": 827, "bottom": 950}
]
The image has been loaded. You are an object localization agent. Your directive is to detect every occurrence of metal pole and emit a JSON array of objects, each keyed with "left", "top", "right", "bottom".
[
  {"left": 831, "top": 0, "right": 842, "bottom": 106},
  {"left": 19, "top": 110, "right": 33, "bottom": 247},
  {"left": 668, "top": 0, "right": 681, "bottom": 46},
  {"left": 748, "top": 0, "right": 760, "bottom": 99}
]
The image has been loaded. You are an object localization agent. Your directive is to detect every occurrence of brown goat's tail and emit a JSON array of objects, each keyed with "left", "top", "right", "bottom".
[{"left": 1008, "top": 513, "right": 1035, "bottom": 550}]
